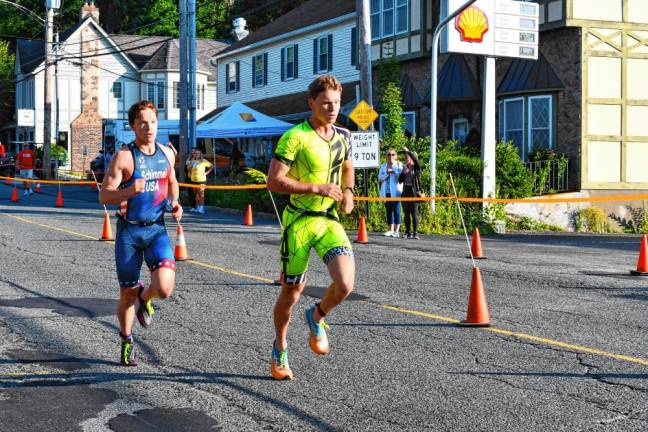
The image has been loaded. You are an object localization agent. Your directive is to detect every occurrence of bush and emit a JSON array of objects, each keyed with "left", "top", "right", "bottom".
[
  {"left": 496, "top": 141, "right": 534, "bottom": 198},
  {"left": 577, "top": 207, "right": 618, "bottom": 233}
]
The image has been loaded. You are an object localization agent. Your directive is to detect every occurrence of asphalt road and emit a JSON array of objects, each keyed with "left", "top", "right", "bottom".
[{"left": 0, "top": 182, "right": 647, "bottom": 431}]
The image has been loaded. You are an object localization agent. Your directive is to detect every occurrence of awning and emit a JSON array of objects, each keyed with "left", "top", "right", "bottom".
[
  {"left": 424, "top": 54, "right": 480, "bottom": 104},
  {"left": 196, "top": 101, "right": 294, "bottom": 138},
  {"left": 498, "top": 53, "right": 564, "bottom": 95}
]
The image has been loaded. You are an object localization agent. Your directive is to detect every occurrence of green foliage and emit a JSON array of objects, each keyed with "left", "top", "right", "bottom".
[
  {"left": 508, "top": 215, "right": 564, "bottom": 232},
  {"left": 528, "top": 148, "right": 569, "bottom": 195},
  {"left": 619, "top": 206, "right": 648, "bottom": 234},
  {"left": 496, "top": 141, "right": 534, "bottom": 198},
  {"left": 577, "top": 207, "right": 618, "bottom": 233},
  {"left": 0, "top": 40, "right": 14, "bottom": 123},
  {"left": 376, "top": 56, "right": 406, "bottom": 150}
]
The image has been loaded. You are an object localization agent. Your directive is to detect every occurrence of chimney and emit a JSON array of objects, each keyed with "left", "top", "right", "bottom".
[
  {"left": 231, "top": 17, "right": 249, "bottom": 41},
  {"left": 80, "top": 1, "right": 99, "bottom": 22}
]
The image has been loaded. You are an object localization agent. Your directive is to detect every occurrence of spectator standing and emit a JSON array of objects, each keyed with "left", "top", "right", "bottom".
[
  {"left": 377, "top": 148, "right": 403, "bottom": 237},
  {"left": 186, "top": 148, "right": 213, "bottom": 214},
  {"left": 16, "top": 143, "right": 35, "bottom": 195},
  {"left": 398, "top": 147, "right": 422, "bottom": 239}
]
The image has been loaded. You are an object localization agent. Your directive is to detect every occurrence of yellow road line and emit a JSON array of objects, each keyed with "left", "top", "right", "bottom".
[
  {"left": 4, "top": 211, "right": 648, "bottom": 368},
  {"left": 0, "top": 370, "right": 52, "bottom": 378}
]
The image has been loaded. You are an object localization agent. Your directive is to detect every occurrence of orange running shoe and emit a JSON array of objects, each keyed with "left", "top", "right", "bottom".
[
  {"left": 270, "top": 344, "right": 293, "bottom": 380},
  {"left": 304, "top": 304, "right": 330, "bottom": 355}
]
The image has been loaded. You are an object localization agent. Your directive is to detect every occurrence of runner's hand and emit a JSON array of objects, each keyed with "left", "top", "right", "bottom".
[
  {"left": 131, "top": 178, "right": 146, "bottom": 195},
  {"left": 171, "top": 202, "right": 183, "bottom": 222},
  {"left": 315, "top": 183, "right": 343, "bottom": 201},
  {"left": 340, "top": 191, "right": 354, "bottom": 214}
]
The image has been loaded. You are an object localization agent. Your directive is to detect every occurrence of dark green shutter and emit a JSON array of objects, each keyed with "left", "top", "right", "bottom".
[
  {"left": 313, "top": 39, "right": 318, "bottom": 74},
  {"left": 252, "top": 56, "right": 256, "bottom": 88},
  {"left": 351, "top": 27, "right": 357, "bottom": 66},
  {"left": 281, "top": 48, "right": 285, "bottom": 81},
  {"left": 327, "top": 34, "right": 333, "bottom": 71},
  {"left": 263, "top": 53, "right": 268, "bottom": 85},
  {"left": 225, "top": 63, "right": 230, "bottom": 93},
  {"left": 294, "top": 44, "right": 299, "bottom": 78},
  {"left": 235, "top": 61, "right": 240, "bottom": 92}
]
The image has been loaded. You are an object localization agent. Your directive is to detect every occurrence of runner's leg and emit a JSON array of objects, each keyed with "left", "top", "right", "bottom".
[
  {"left": 316, "top": 254, "right": 355, "bottom": 320},
  {"left": 274, "top": 281, "right": 306, "bottom": 350}
]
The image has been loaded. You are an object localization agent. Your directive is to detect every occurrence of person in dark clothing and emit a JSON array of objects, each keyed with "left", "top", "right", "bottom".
[{"left": 398, "top": 148, "right": 422, "bottom": 239}]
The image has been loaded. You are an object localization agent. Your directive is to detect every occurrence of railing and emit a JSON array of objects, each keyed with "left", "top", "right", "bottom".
[{"left": 526, "top": 157, "right": 570, "bottom": 195}]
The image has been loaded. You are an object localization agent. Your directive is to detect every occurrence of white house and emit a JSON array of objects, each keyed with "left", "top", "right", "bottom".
[
  {"left": 209, "top": 0, "right": 359, "bottom": 123},
  {"left": 14, "top": 2, "right": 228, "bottom": 171}
]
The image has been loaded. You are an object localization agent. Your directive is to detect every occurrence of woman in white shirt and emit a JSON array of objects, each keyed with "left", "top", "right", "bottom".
[{"left": 377, "top": 148, "right": 403, "bottom": 237}]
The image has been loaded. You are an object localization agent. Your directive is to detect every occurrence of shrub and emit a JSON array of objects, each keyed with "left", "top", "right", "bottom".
[
  {"left": 496, "top": 141, "right": 534, "bottom": 198},
  {"left": 578, "top": 206, "right": 618, "bottom": 233}
]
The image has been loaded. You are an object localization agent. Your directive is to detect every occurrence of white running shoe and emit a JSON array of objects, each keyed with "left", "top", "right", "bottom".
[
  {"left": 197, "top": 207, "right": 205, "bottom": 214},
  {"left": 391, "top": 232, "right": 400, "bottom": 238},
  {"left": 383, "top": 231, "right": 393, "bottom": 237}
]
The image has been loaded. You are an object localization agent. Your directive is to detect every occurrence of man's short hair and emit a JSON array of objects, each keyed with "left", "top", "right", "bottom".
[
  {"left": 308, "top": 75, "right": 342, "bottom": 100},
  {"left": 128, "top": 100, "right": 157, "bottom": 126}
]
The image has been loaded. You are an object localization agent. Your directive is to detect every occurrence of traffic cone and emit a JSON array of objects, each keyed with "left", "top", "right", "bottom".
[
  {"left": 467, "top": 227, "right": 487, "bottom": 259},
  {"left": 34, "top": 183, "right": 42, "bottom": 193},
  {"left": 354, "top": 216, "right": 369, "bottom": 244},
  {"left": 630, "top": 234, "right": 648, "bottom": 275},
  {"left": 242, "top": 204, "right": 254, "bottom": 226},
  {"left": 4, "top": 177, "right": 10, "bottom": 185},
  {"left": 10, "top": 186, "right": 18, "bottom": 202},
  {"left": 458, "top": 267, "right": 491, "bottom": 327},
  {"left": 100, "top": 212, "right": 113, "bottom": 241},
  {"left": 55, "top": 189, "right": 64, "bottom": 208},
  {"left": 174, "top": 224, "right": 189, "bottom": 261}
]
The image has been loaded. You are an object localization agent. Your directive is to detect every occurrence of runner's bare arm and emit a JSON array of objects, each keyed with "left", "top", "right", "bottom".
[
  {"left": 340, "top": 160, "right": 355, "bottom": 214},
  {"left": 99, "top": 150, "right": 144, "bottom": 205},
  {"left": 162, "top": 146, "right": 182, "bottom": 222},
  {"left": 267, "top": 158, "right": 343, "bottom": 201}
]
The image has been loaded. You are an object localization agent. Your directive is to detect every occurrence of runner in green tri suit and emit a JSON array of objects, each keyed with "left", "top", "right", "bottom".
[{"left": 267, "top": 75, "right": 356, "bottom": 380}]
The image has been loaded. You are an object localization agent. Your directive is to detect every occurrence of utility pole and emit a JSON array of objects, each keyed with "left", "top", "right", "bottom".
[
  {"left": 179, "top": 0, "right": 188, "bottom": 180},
  {"left": 43, "top": 3, "right": 55, "bottom": 179},
  {"left": 188, "top": 0, "right": 197, "bottom": 153},
  {"left": 356, "top": 0, "right": 372, "bottom": 217}
]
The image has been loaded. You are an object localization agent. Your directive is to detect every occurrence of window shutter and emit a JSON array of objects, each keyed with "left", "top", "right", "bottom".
[
  {"left": 225, "top": 64, "right": 230, "bottom": 93},
  {"left": 235, "top": 61, "right": 240, "bottom": 92},
  {"left": 327, "top": 34, "right": 333, "bottom": 71},
  {"left": 294, "top": 44, "right": 299, "bottom": 78},
  {"left": 263, "top": 53, "right": 268, "bottom": 86},
  {"left": 313, "top": 38, "right": 318, "bottom": 74},
  {"left": 351, "top": 27, "right": 357, "bottom": 66},
  {"left": 281, "top": 48, "right": 285, "bottom": 81},
  {"left": 252, "top": 56, "right": 256, "bottom": 88}
]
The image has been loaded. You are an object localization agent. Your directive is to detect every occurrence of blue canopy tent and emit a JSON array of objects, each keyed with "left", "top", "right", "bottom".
[{"left": 196, "top": 101, "right": 293, "bottom": 138}]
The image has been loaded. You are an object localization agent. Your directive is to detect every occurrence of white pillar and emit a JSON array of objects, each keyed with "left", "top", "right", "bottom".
[{"left": 481, "top": 56, "right": 497, "bottom": 204}]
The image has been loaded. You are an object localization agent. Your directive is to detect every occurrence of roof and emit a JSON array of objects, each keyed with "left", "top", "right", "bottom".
[
  {"left": 197, "top": 101, "right": 294, "bottom": 138},
  {"left": 423, "top": 54, "right": 480, "bottom": 103},
  {"left": 16, "top": 18, "right": 229, "bottom": 79},
  {"left": 199, "top": 81, "right": 359, "bottom": 121},
  {"left": 498, "top": 53, "right": 565, "bottom": 95},
  {"left": 375, "top": 73, "right": 423, "bottom": 110},
  {"left": 218, "top": 0, "right": 355, "bottom": 57}
]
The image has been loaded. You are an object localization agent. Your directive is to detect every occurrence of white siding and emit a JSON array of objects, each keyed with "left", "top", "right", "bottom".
[{"left": 217, "top": 19, "right": 358, "bottom": 108}]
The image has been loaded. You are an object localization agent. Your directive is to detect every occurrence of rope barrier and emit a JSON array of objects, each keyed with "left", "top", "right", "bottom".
[{"left": 2, "top": 174, "right": 648, "bottom": 203}]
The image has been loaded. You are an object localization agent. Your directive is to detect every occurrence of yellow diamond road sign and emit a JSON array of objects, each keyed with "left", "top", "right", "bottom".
[{"left": 349, "top": 100, "right": 378, "bottom": 130}]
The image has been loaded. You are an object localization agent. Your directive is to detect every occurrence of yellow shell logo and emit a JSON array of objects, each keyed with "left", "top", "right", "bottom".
[{"left": 455, "top": 6, "right": 489, "bottom": 43}]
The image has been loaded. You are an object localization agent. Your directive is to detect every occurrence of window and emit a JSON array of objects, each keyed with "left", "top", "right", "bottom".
[
  {"left": 499, "top": 95, "right": 554, "bottom": 159},
  {"left": 173, "top": 82, "right": 179, "bottom": 108},
  {"left": 371, "top": 0, "right": 408, "bottom": 40},
  {"left": 196, "top": 84, "right": 206, "bottom": 110},
  {"left": 452, "top": 117, "right": 469, "bottom": 144},
  {"left": 528, "top": 95, "right": 552, "bottom": 152},
  {"left": 313, "top": 35, "right": 333, "bottom": 74},
  {"left": 502, "top": 98, "right": 525, "bottom": 155},
  {"left": 252, "top": 53, "right": 267, "bottom": 87},
  {"left": 147, "top": 82, "right": 155, "bottom": 102},
  {"left": 157, "top": 81, "right": 165, "bottom": 109},
  {"left": 112, "top": 81, "right": 122, "bottom": 99},
  {"left": 282, "top": 45, "right": 299, "bottom": 81},
  {"left": 226, "top": 61, "right": 240, "bottom": 93},
  {"left": 379, "top": 111, "right": 416, "bottom": 137}
]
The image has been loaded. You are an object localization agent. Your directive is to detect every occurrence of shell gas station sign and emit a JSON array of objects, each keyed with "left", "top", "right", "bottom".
[{"left": 441, "top": 0, "right": 539, "bottom": 59}]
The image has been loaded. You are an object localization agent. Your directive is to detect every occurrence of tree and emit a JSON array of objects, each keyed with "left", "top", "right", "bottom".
[
  {"left": 0, "top": 40, "right": 15, "bottom": 127},
  {"left": 376, "top": 55, "right": 406, "bottom": 150}
]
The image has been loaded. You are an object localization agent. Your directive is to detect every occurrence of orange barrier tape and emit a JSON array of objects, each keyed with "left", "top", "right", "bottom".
[
  {"left": 178, "top": 182, "right": 267, "bottom": 190},
  {"left": 0, "top": 175, "right": 93, "bottom": 185},
  {"left": 354, "top": 193, "right": 648, "bottom": 204}
]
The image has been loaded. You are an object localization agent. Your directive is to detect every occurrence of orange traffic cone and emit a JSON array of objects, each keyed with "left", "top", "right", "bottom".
[
  {"left": 242, "top": 204, "right": 254, "bottom": 226},
  {"left": 630, "top": 234, "right": 648, "bottom": 275},
  {"left": 174, "top": 224, "right": 189, "bottom": 261},
  {"left": 354, "top": 216, "right": 369, "bottom": 244},
  {"left": 4, "top": 177, "right": 10, "bottom": 185},
  {"left": 458, "top": 267, "right": 491, "bottom": 327},
  {"left": 55, "top": 189, "right": 64, "bottom": 208},
  {"left": 34, "top": 183, "right": 42, "bottom": 193},
  {"left": 467, "top": 227, "right": 487, "bottom": 259},
  {"left": 10, "top": 186, "right": 18, "bottom": 202},
  {"left": 100, "top": 212, "right": 113, "bottom": 241}
]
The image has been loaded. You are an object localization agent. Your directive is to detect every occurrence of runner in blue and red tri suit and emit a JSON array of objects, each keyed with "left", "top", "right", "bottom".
[{"left": 100, "top": 100, "right": 183, "bottom": 366}]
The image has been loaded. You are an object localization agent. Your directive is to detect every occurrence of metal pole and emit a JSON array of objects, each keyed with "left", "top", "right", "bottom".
[
  {"left": 357, "top": 0, "right": 373, "bottom": 218},
  {"left": 430, "top": 0, "right": 478, "bottom": 213},
  {"left": 188, "top": 0, "right": 197, "bottom": 153},
  {"left": 179, "top": 0, "right": 188, "bottom": 181},
  {"left": 43, "top": 6, "right": 54, "bottom": 179},
  {"left": 481, "top": 56, "right": 497, "bottom": 206},
  {"left": 54, "top": 31, "right": 60, "bottom": 176}
]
